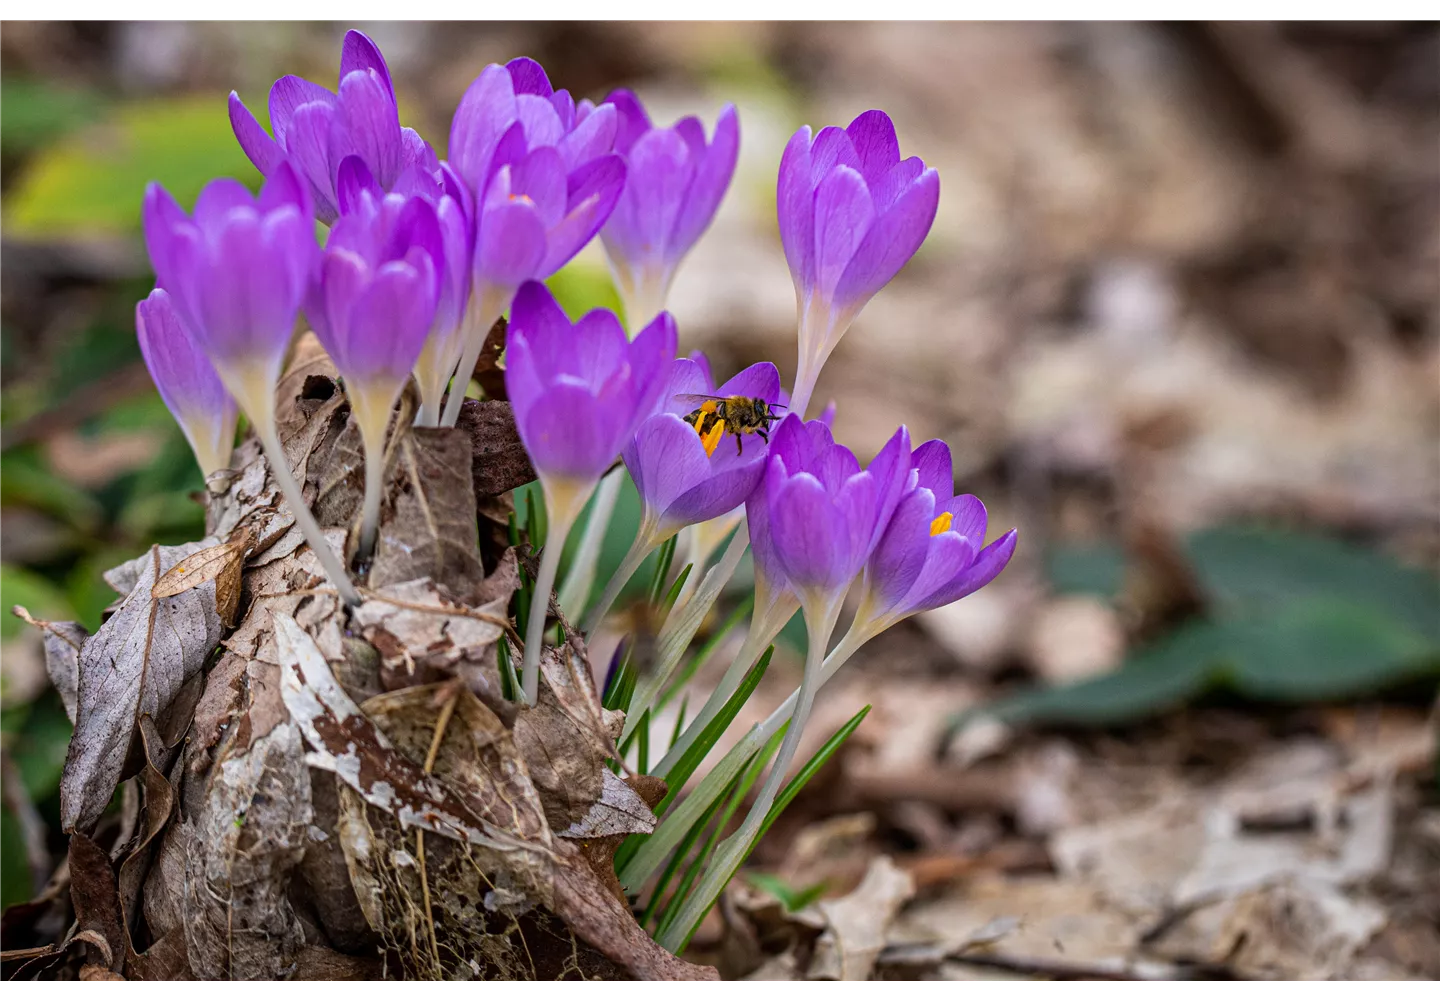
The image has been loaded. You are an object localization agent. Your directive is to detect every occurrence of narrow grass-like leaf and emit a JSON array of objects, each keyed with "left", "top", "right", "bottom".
[
  {"left": 745, "top": 872, "right": 828, "bottom": 913},
  {"left": 613, "top": 649, "right": 774, "bottom": 877},
  {"left": 637, "top": 709, "right": 650, "bottom": 775},
  {"left": 497, "top": 639, "right": 519, "bottom": 702},
  {"left": 657, "top": 594, "right": 754, "bottom": 714},
  {"left": 671, "top": 704, "right": 871, "bottom": 954},
  {"left": 640, "top": 777, "right": 729, "bottom": 929},
  {"left": 656, "top": 725, "right": 783, "bottom": 938},
  {"left": 647, "top": 535, "right": 678, "bottom": 606},
  {"left": 656, "top": 647, "right": 772, "bottom": 813},
  {"left": 757, "top": 704, "right": 870, "bottom": 841},
  {"left": 669, "top": 695, "right": 689, "bottom": 750},
  {"left": 660, "top": 563, "right": 693, "bottom": 617}
]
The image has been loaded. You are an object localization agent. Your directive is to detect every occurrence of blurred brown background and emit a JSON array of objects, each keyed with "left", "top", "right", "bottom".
[{"left": 1, "top": 21, "right": 1437, "bottom": 979}]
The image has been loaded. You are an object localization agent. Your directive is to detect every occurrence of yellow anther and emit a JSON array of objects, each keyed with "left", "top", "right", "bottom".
[
  {"left": 930, "top": 511, "right": 953, "bottom": 536},
  {"left": 700, "top": 420, "right": 724, "bottom": 458}
]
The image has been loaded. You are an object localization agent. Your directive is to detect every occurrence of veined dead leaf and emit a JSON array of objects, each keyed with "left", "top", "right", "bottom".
[
  {"left": 61, "top": 541, "right": 224, "bottom": 833},
  {"left": 12, "top": 605, "right": 87, "bottom": 723},
  {"left": 273, "top": 612, "right": 537, "bottom": 854},
  {"left": 151, "top": 525, "right": 252, "bottom": 627}
]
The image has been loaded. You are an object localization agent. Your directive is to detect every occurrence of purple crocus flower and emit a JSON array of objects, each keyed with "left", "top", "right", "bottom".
[
  {"left": 852, "top": 439, "right": 1017, "bottom": 638},
  {"left": 752, "top": 414, "right": 913, "bottom": 623},
  {"left": 439, "top": 58, "right": 626, "bottom": 427},
  {"left": 136, "top": 288, "right": 238, "bottom": 478},
  {"left": 142, "top": 163, "right": 317, "bottom": 423},
  {"left": 778, "top": 110, "right": 939, "bottom": 417},
  {"left": 141, "top": 163, "right": 358, "bottom": 604},
  {"left": 600, "top": 90, "right": 740, "bottom": 328},
  {"left": 504, "top": 279, "right": 676, "bottom": 703},
  {"left": 229, "top": 29, "right": 437, "bottom": 224},
  {"left": 337, "top": 158, "right": 474, "bottom": 426},
  {"left": 307, "top": 185, "right": 442, "bottom": 555},
  {"left": 582, "top": 358, "right": 780, "bottom": 635}
]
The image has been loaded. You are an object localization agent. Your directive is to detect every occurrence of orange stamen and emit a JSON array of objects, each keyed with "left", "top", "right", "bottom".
[
  {"left": 930, "top": 511, "right": 953, "bottom": 536},
  {"left": 701, "top": 421, "right": 724, "bottom": 457}
]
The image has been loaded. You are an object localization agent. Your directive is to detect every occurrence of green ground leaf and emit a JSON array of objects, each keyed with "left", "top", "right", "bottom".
[
  {"left": 1187, "top": 526, "right": 1440, "bottom": 642},
  {"left": 8, "top": 94, "right": 263, "bottom": 237}
]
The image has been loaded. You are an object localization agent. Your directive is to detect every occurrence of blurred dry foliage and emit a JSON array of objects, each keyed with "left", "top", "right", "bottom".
[{"left": 1, "top": 21, "right": 1437, "bottom": 981}]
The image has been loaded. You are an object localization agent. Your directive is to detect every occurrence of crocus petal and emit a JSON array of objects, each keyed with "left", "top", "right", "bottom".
[
  {"left": 812, "top": 166, "right": 876, "bottom": 303},
  {"left": 845, "top": 109, "right": 901, "bottom": 187},
  {"left": 867, "top": 486, "right": 936, "bottom": 607},
  {"left": 832, "top": 167, "right": 939, "bottom": 310},
  {"left": 627, "top": 413, "right": 714, "bottom": 517},
  {"left": 566, "top": 308, "right": 629, "bottom": 386},
  {"left": 715, "top": 361, "right": 781, "bottom": 405},
  {"left": 919, "top": 529, "right": 1017, "bottom": 612},
  {"left": 258, "top": 160, "right": 314, "bottom": 221},
  {"left": 449, "top": 64, "right": 518, "bottom": 196},
  {"left": 663, "top": 457, "right": 766, "bottom": 529},
  {"left": 520, "top": 380, "right": 622, "bottom": 482},
  {"left": 334, "top": 69, "right": 403, "bottom": 188},
  {"left": 901, "top": 531, "right": 979, "bottom": 618},
  {"left": 769, "top": 472, "right": 849, "bottom": 591},
  {"left": 670, "top": 103, "right": 739, "bottom": 256},
  {"left": 285, "top": 101, "right": 341, "bottom": 219},
  {"left": 558, "top": 102, "right": 617, "bottom": 172},
  {"left": 624, "top": 310, "right": 679, "bottom": 419},
  {"left": 336, "top": 156, "right": 382, "bottom": 216},
  {"left": 613, "top": 127, "right": 694, "bottom": 260},
  {"left": 228, "top": 92, "right": 286, "bottom": 177},
  {"left": 475, "top": 198, "right": 547, "bottom": 289},
  {"left": 268, "top": 74, "right": 336, "bottom": 145},
  {"left": 507, "top": 145, "right": 568, "bottom": 228},
  {"left": 777, "top": 127, "right": 815, "bottom": 291},
  {"left": 809, "top": 125, "right": 861, "bottom": 181},
  {"left": 346, "top": 259, "right": 437, "bottom": 381},
  {"left": 137, "top": 287, "right": 238, "bottom": 474},
  {"left": 540, "top": 154, "right": 626, "bottom": 276},
  {"left": 399, "top": 127, "right": 439, "bottom": 176},
  {"left": 514, "top": 93, "right": 565, "bottom": 150},
  {"left": 191, "top": 179, "right": 254, "bottom": 230},
  {"left": 340, "top": 29, "right": 394, "bottom": 100},
  {"left": 506, "top": 56, "right": 553, "bottom": 96},
  {"left": 946, "top": 494, "right": 988, "bottom": 545},
  {"left": 606, "top": 89, "right": 652, "bottom": 153},
  {"left": 911, "top": 439, "right": 954, "bottom": 500}
]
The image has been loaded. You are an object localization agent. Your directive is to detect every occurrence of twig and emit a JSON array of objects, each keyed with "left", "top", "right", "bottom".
[{"left": 416, "top": 690, "right": 460, "bottom": 973}]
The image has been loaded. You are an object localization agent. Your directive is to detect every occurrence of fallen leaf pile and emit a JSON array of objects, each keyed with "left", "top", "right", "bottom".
[{"left": 4, "top": 337, "right": 714, "bottom": 982}]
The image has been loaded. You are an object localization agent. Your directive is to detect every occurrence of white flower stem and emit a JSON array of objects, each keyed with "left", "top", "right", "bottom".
[
  {"left": 557, "top": 469, "right": 623, "bottom": 621},
  {"left": 580, "top": 521, "right": 659, "bottom": 637},
  {"left": 254, "top": 424, "right": 360, "bottom": 606},
  {"left": 440, "top": 286, "right": 510, "bottom": 428},
  {"left": 355, "top": 417, "right": 388, "bottom": 563},
  {"left": 520, "top": 509, "right": 575, "bottom": 706}
]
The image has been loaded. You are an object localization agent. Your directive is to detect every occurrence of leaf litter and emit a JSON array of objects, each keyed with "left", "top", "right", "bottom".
[{"left": 6, "top": 339, "right": 716, "bottom": 981}]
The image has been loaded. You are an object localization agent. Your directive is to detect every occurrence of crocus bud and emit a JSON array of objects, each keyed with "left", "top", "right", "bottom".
[
  {"left": 142, "top": 163, "right": 317, "bottom": 426},
  {"left": 136, "top": 288, "right": 239, "bottom": 478},
  {"left": 439, "top": 58, "right": 627, "bottom": 427},
  {"left": 777, "top": 110, "right": 939, "bottom": 416},
  {"left": 601, "top": 91, "right": 740, "bottom": 329},
  {"left": 229, "top": 29, "right": 438, "bottom": 223}
]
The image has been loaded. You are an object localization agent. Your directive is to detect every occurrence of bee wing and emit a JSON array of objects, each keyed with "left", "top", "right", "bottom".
[{"left": 673, "top": 393, "right": 729, "bottom": 406}]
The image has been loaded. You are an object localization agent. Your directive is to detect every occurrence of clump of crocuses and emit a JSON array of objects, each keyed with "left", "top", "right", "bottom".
[{"left": 136, "top": 28, "right": 1013, "bottom": 953}]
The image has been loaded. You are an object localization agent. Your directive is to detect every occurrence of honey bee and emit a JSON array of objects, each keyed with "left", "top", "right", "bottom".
[{"left": 675, "top": 394, "right": 786, "bottom": 457}]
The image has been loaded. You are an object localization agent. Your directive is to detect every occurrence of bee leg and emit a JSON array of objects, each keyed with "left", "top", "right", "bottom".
[{"left": 736, "top": 434, "right": 744, "bottom": 457}]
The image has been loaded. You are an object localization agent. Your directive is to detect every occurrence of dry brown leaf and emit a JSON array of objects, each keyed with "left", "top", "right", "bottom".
[
  {"left": 457, "top": 398, "right": 536, "bottom": 500},
  {"left": 809, "top": 856, "right": 915, "bottom": 981},
  {"left": 182, "top": 716, "right": 312, "bottom": 980},
  {"left": 68, "top": 832, "right": 124, "bottom": 973},
  {"left": 369, "top": 426, "right": 485, "bottom": 596},
  {"left": 274, "top": 613, "right": 538, "bottom": 852},
  {"left": 471, "top": 315, "right": 508, "bottom": 401},
  {"left": 61, "top": 541, "right": 224, "bottom": 833},
  {"left": 353, "top": 579, "right": 507, "bottom": 683},
  {"left": 11, "top": 606, "right": 86, "bottom": 724},
  {"left": 513, "top": 645, "right": 624, "bottom": 833},
  {"left": 151, "top": 525, "right": 252, "bottom": 627}
]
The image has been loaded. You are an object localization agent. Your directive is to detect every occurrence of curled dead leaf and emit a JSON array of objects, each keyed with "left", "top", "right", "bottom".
[{"left": 61, "top": 541, "right": 224, "bottom": 833}]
